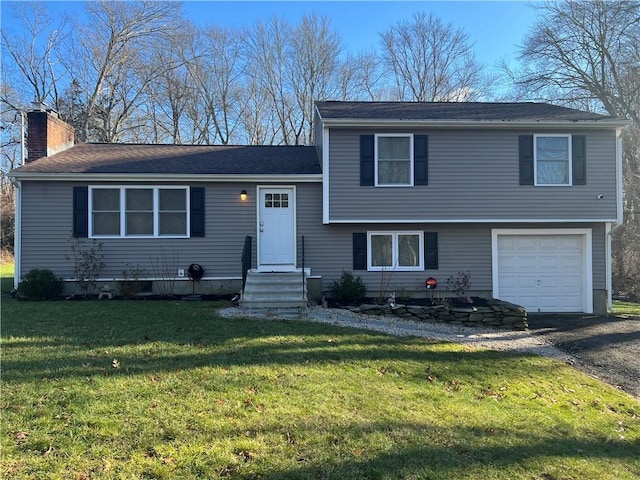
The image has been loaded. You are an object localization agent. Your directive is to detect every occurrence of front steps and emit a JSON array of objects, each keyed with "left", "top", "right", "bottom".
[{"left": 240, "top": 270, "right": 308, "bottom": 308}]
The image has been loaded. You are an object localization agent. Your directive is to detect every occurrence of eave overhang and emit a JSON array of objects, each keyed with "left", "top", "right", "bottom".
[
  {"left": 7, "top": 172, "right": 324, "bottom": 182},
  {"left": 318, "top": 118, "right": 632, "bottom": 129}
]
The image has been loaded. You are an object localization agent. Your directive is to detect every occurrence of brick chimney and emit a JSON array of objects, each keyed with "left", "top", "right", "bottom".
[{"left": 27, "top": 105, "right": 75, "bottom": 163}]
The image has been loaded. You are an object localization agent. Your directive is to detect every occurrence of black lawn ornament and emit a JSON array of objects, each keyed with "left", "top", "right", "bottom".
[
  {"left": 184, "top": 263, "right": 204, "bottom": 300},
  {"left": 187, "top": 263, "right": 204, "bottom": 282}
]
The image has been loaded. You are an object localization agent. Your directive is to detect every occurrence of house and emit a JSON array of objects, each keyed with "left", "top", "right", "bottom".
[{"left": 9, "top": 102, "right": 628, "bottom": 313}]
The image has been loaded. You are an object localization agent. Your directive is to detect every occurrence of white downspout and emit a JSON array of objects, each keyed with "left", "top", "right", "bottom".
[
  {"left": 11, "top": 179, "right": 22, "bottom": 288},
  {"left": 607, "top": 128, "right": 625, "bottom": 312}
]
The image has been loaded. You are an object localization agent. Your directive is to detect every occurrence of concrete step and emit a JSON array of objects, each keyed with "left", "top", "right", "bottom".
[
  {"left": 239, "top": 299, "right": 309, "bottom": 309},
  {"left": 240, "top": 270, "right": 308, "bottom": 309}
]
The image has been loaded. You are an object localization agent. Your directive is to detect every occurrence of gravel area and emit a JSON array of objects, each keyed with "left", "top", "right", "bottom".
[
  {"left": 218, "top": 305, "right": 576, "bottom": 363},
  {"left": 528, "top": 313, "right": 640, "bottom": 399}
]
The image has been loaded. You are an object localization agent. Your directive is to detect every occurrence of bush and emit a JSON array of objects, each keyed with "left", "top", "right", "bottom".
[
  {"left": 17, "top": 268, "right": 64, "bottom": 300},
  {"left": 118, "top": 263, "right": 147, "bottom": 299},
  {"left": 329, "top": 270, "right": 367, "bottom": 303},
  {"left": 66, "top": 238, "right": 105, "bottom": 296}
]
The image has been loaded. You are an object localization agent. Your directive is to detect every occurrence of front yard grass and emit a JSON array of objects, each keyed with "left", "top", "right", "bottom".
[
  {"left": 0, "top": 261, "right": 14, "bottom": 294},
  {"left": 613, "top": 300, "right": 640, "bottom": 317},
  {"left": 1, "top": 297, "right": 639, "bottom": 479}
]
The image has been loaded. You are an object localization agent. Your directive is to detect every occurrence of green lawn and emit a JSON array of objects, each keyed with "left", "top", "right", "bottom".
[
  {"left": 613, "top": 300, "right": 640, "bottom": 317},
  {"left": 0, "top": 261, "right": 14, "bottom": 294},
  {"left": 1, "top": 297, "right": 639, "bottom": 480}
]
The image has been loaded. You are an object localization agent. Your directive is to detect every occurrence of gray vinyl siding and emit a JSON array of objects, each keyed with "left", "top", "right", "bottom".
[
  {"left": 19, "top": 181, "right": 323, "bottom": 281},
  {"left": 19, "top": 181, "right": 607, "bottom": 307},
  {"left": 301, "top": 222, "right": 606, "bottom": 293},
  {"left": 328, "top": 128, "right": 618, "bottom": 222}
]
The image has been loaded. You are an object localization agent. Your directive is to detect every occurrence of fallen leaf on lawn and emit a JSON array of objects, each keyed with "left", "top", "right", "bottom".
[
  {"left": 14, "top": 431, "right": 28, "bottom": 442},
  {"left": 237, "top": 450, "right": 256, "bottom": 462}
]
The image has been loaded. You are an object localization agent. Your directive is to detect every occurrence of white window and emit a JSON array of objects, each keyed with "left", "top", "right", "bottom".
[
  {"left": 534, "top": 134, "right": 571, "bottom": 186},
  {"left": 368, "top": 231, "right": 423, "bottom": 271},
  {"left": 375, "top": 134, "right": 413, "bottom": 186},
  {"left": 90, "top": 186, "right": 189, "bottom": 238}
]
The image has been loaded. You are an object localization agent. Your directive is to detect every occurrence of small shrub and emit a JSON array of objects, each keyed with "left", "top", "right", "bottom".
[
  {"left": 118, "top": 264, "right": 147, "bottom": 299},
  {"left": 447, "top": 271, "right": 471, "bottom": 301},
  {"left": 17, "top": 268, "right": 64, "bottom": 300},
  {"left": 329, "top": 271, "right": 367, "bottom": 303},
  {"left": 66, "top": 238, "right": 106, "bottom": 296}
]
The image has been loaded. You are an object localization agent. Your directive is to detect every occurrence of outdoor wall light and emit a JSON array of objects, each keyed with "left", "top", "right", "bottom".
[{"left": 240, "top": 189, "right": 248, "bottom": 201}]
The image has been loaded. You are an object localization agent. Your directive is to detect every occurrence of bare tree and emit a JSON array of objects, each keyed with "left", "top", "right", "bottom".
[
  {"left": 62, "top": 1, "right": 183, "bottom": 142},
  {"left": 183, "top": 25, "right": 247, "bottom": 145},
  {"left": 245, "top": 14, "right": 343, "bottom": 145},
  {"left": 288, "top": 14, "right": 342, "bottom": 144},
  {"left": 245, "top": 17, "right": 295, "bottom": 144},
  {"left": 380, "top": 12, "right": 489, "bottom": 102},
  {"left": 1, "top": 2, "right": 68, "bottom": 109},
  {"left": 516, "top": 0, "right": 639, "bottom": 124},
  {"left": 336, "top": 50, "right": 387, "bottom": 101}
]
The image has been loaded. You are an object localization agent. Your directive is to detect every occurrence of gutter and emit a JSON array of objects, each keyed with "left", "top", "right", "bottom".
[
  {"left": 319, "top": 118, "right": 632, "bottom": 129},
  {"left": 7, "top": 173, "right": 324, "bottom": 183}
]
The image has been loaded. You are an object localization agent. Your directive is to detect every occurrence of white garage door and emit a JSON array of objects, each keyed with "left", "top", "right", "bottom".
[{"left": 494, "top": 232, "right": 591, "bottom": 313}]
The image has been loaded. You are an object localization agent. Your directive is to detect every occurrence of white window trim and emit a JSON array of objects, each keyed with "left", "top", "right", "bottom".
[
  {"left": 89, "top": 186, "right": 190, "bottom": 239},
  {"left": 367, "top": 231, "right": 424, "bottom": 271},
  {"left": 534, "top": 134, "right": 572, "bottom": 187},
  {"left": 374, "top": 133, "right": 414, "bottom": 187}
]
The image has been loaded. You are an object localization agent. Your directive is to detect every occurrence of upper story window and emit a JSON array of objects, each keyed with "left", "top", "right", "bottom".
[
  {"left": 368, "top": 231, "right": 423, "bottom": 271},
  {"left": 375, "top": 134, "right": 414, "bottom": 186},
  {"left": 534, "top": 134, "right": 572, "bottom": 186},
  {"left": 90, "top": 186, "right": 189, "bottom": 238}
]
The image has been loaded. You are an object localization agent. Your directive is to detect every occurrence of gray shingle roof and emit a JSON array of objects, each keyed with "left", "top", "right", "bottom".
[
  {"left": 15, "top": 143, "right": 321, "bottom": 175},
  {"left": 315, "top": 101, "right": 623, "bottom": 122}
]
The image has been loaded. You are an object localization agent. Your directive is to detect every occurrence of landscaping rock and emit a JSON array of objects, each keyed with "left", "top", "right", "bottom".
[{"left": 338, "top": 297, "right": 528, "bottom": 330}]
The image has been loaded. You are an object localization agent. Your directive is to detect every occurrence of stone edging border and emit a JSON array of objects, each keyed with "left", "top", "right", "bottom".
[{"left": 341, "top": 298, "right": 528, "bottom": 330}]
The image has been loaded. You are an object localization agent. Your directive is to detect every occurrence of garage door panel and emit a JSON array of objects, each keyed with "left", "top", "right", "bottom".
[
  {"left": 496, "top": 233, "right": 587, "bottom": 313},
  {"left": 516, "top": 255, "right": 538, "bottom": 269}
]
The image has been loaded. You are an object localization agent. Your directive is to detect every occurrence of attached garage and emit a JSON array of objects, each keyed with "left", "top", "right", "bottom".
[{"left": 492, "top": 229, "right": 593, "bottom": 313}]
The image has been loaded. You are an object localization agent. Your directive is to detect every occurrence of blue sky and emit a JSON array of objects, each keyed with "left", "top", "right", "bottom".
[
  {"left": 184, "top": 1, "right": 535, "bottom": 67},
  {"left": 2, "top": 1, "right": 536, "bottom": 69}
]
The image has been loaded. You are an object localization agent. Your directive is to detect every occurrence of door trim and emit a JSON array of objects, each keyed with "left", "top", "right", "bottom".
[
  {"left": 491, "top": 228, "right": 593, "bottom": 313},
  {"left": 256, "top": 185, "right": 297, "bottom": 272}
]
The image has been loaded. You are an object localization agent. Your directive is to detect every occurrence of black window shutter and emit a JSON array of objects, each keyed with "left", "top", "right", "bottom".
[
  {"left": 190, "top": 187, "right": 205, "bottom": 237},
  {"left": 353, "top": 232, "right": 367, "bottom": 270},
  {"left": 572, "top": 135, "right": 586, "bottom": 185},
  {"left": 519, "top": 135, "right": 534, "bottom": 185},
  {"left": 414, "top": 135, "right": 428, "bottom": 185},
  {"left": 360, "top": 135, "right": 374, "bottom": 186},
  {"left": 424, "top": 232, "right": 438, "bottom": 270},
  {"left": 73, "top": 186, "right": 88, "bottom": 238}
]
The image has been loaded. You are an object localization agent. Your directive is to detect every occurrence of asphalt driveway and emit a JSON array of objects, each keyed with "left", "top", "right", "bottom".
[{"left": 527, "top": 312, "right": 640, "bottom": 399}]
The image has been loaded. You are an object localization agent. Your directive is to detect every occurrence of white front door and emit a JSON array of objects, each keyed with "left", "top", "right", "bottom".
[{"left": 258, "top": 187, "right": 296, "bottom": 271}]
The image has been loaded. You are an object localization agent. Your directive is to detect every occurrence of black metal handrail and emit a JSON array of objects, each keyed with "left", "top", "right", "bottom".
[{"left": 241, "top": 235, "right": 252, "bottom": 293}]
